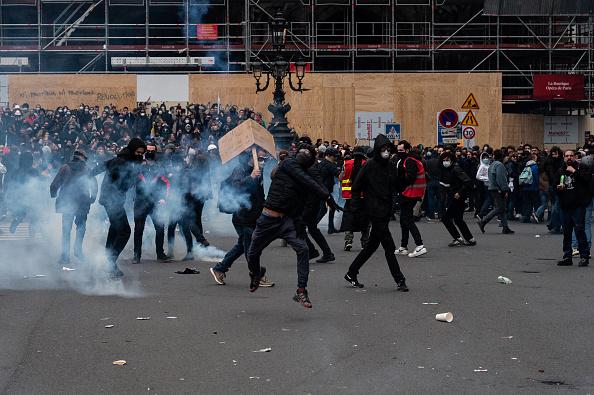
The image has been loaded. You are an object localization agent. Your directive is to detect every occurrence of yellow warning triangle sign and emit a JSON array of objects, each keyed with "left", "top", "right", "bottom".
[
  {"left": 461, "top": 110, "right": 479, "bottom": 127},
  {"left": 461, "top": 93, "right": 480, "bottom": 110}
]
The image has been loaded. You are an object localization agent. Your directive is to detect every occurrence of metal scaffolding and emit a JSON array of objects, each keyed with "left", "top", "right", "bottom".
[{"left": 0, "top": 0, "right": 592, "bottom": 113}]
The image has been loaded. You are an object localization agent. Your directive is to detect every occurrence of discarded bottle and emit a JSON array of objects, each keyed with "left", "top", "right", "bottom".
[{"left": 498, "top": 276, "right": 512, "bottom": 284}]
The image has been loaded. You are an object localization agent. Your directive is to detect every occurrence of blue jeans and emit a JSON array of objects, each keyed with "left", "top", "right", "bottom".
[
  {"left": 214, "top": 224, "right": 254, "bottom": 273},
  {"left": 535, "top": 190, "right": 549, "bottom": 219},
  {"left": 562, "top": 206, "right": 589, "bottom": 259},
  {"left": 426, "top": 180, "right": 440, "bottom": 219},
  {"left": 547, "top": 187, "right": 561, "bottom": 231},
  {"left": 572, "top": 198, "right": 593, "bottom": 250}
]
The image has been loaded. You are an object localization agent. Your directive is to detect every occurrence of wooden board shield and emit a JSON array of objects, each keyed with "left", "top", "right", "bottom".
[{"left": 218, "top": 119, "right": 277, "bottom": 164}]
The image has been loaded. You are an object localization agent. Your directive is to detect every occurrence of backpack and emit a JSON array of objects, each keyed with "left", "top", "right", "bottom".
[{"left": 518, "top": 165, "right": 533, "bottom": 186}]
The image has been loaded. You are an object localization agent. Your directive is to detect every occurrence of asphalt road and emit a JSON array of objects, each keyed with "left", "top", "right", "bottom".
[{"left": 1, "top": 216, "right": 593, "bottom": 394}]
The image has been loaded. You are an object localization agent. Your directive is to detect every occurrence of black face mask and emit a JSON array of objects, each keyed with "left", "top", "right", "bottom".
[
  {"left": 296, "top": 152, "right": 314, "bottom": 167},
  {"left": 134, "top": 154, "right": 144, "bottom": 162},
  {"left": 397, "top": 151, "right": 407, "bottom": 160}
]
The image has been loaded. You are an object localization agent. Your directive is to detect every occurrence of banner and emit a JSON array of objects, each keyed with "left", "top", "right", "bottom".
[
  {"left": 533, "top": 74, "right": 585, "bottom": 100},
  {"left": 197, "top": 24, "right": 218, "bottom": 40}
]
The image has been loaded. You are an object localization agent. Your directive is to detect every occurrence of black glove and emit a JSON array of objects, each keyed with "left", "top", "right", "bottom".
[{"left": 326, "top": 195, "right": 343, "bottom": 212}]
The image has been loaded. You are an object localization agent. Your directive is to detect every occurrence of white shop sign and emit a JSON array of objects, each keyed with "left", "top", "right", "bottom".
[
  {"left": 355, "top": 112, "right": 394, "bottom": 140},
  {"left": 544, "top": 116, "right": 579, "bottom": 144}
]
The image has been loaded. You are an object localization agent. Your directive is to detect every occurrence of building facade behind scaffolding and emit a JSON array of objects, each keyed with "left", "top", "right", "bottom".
[{"left": 0, "top": 0, "right": 592, "bottom": 114}]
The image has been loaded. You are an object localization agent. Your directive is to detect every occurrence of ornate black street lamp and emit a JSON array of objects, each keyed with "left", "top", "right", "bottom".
[{"left": 250, "top": 11, "right": 308, "bottom": 150}]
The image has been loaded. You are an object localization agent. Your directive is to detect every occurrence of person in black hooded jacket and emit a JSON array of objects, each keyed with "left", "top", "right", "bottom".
[
  {"left": 92, "top": 137, "right": 146, "bottom": 277},
  {"left": 209, "top": 149, "right": 273, "bottom": 286},
  {"left": 438, "top": 151, "right": 476, "bottom": 247},
  {"left": 303, "top": 158, "right": 336, "bottom": 263},
  {"left": 179, "top": 148, "right": 212, "bottom": 261},
  {"left": 344, "top": 134, "right": 408, "bottom": 292},
  {"left": 246, "top": 143, "right": 341, "bottom": 309},
  {"left": 50, "top": 149, "right": 97, "bottom": 264},
  {"left": 132, "top": 149, "right": 171, "bottom": 264}
]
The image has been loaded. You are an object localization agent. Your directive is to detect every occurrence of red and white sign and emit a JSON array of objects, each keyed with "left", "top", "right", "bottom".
[
  {"left": 197, "top": 24, "right": 218, "bottom": 40},
  {"left": 462, "top": 127, "right": 475, "bottom": 140},
  {"left": 533, "top": 74, "right": 585, "bottom": 101}
]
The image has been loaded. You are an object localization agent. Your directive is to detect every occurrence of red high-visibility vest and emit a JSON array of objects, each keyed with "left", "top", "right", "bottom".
[
  {"left": 402, "top": 157, "right": 426, "bottom": 199},
  {"left": 340, "top": 159, "right": 365, "bottom": 199}
]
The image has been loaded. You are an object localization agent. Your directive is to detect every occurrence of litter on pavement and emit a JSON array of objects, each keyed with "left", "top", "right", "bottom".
[
  {"left": 252, "top": 347, "right": 272, "bottom": 353},
  {"left": 175, "top": 268, "right": 200, "bottom": 274}
]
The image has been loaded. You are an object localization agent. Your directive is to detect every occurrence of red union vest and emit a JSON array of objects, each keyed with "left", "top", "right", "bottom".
[
  {"left": 341, "top": 159, "right": 366, "bottom": 199},
  {"left": 402, "top": 157, "right": 426, "bottom": 199}
]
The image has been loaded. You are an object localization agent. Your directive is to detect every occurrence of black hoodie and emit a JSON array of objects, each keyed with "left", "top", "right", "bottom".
[
  {"left": 50, "top": 157, "right": 98, "bottom": 214},
  {"left": 351, "top": 134, "right": 396, "bottom": 220},
  {"left": 92, "top": 138, "right": 146, "bottom": 208}
]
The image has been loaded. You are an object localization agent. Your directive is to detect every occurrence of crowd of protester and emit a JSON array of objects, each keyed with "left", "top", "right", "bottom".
[{"left": 1, "top": 100, "right": 594, "bottom": 307}]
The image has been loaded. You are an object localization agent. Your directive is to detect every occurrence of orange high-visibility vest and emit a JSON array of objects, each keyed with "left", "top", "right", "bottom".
[
  {"left": 340, "top": 159, "right": 365, "bottom": 199},
  {"left": 402, "top": 157, "right": 426, "bottom": 199}
]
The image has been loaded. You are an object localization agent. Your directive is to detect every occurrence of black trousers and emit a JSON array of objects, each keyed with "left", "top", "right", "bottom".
[
  {"left": 134, "top": 204, "right": 165, "bottom": 258},
  {"left": 347, "top": 218, "right": 405, "bottom": 283},
  {"left": 181, "top": 198, "right": 207, "bottom": 253},
  {"left": 104, "top": 205, "right": 131, "bottom": 265},
  {"left": 247, "top": 214, "right": 309, "bottom": 289},
  {"left": 442, "top": 196, "right": 473, "bottom": 241},
  {"left": 400, "top": 197, "right": 423, "bottom": 247},
  {"left": 306, "top": 206, "right": 333, "bottom": 257}
]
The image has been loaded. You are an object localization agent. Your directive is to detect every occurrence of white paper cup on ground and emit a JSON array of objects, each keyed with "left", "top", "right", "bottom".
[{"left": 435, "top": 312, "right": 454, "bottom": 323}]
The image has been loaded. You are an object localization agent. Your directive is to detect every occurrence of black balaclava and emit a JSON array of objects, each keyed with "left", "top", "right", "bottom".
[{"left": 127, "top": 137, "right": 147, "bottom": 162}]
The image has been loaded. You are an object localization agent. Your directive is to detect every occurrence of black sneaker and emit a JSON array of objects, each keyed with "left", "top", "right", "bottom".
[
  {"left": 396, "top": 279, "right": 409, "bottom": 292},
  {"left": 557, "top": 258, "right": 573, "bottom": 266},
  {"left": 293, "top": 288, "right": 313, "bottom": 308},
  {"left": 157, "top": 254, "right": 173, "bottom": 262},
  {"left": 309, "top": 249, "right": 320, "bottom": 260},
  {"left": 477, "top": 221, "right": 485, "bottom": 234},
  {"left": 132, "top": 255, "right": 141, "bottom": 264},
  {"left": 344, "top": 243, "right": 353, "bottom": 251},
  {"left": 181, "top": 253, "right": 194, "bottom": 261},
  {"left": 199, "top": 240, "right": 210, "bottom": 247},
  {"left": 448, "top": 238, "right": 464, "bottom": 247},
  {"left": 502, "top": 227, "right": 515, "bottom": 234},
  {"left": 464, "top": 238, "right": 477, "bottom": 246},
  {"left": 249, "top": 266, "right": 266, "bottom": 292},
  {"left": 344, "top": 273, "right": 364, "bottom": 288},
  {"left": 578, "top": 258, "right": 589, "bottom": 267},
  {"left": 316, "top": 254, "right": 336, "bottom": 263}
]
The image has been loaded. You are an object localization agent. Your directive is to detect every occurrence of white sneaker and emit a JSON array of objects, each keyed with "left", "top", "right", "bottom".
[
  {"left": 408, "top": 245, "right": 428, "bottom": 258},
  {"left": 572, "top": 249, "right": 579, "bottom": 257},
  {"left": 395, "top": 247, "right": 409, "bottom": 255}
]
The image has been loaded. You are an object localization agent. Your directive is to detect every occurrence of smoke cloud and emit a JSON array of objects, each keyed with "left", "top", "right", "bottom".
[{"left": 0, "top": 152, "right": 267, "bottom": 296}]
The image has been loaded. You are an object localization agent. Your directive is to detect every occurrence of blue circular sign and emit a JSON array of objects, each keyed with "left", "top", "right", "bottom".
[{"left": 438, "top": 109, "right": 459, "bottom": 129}]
